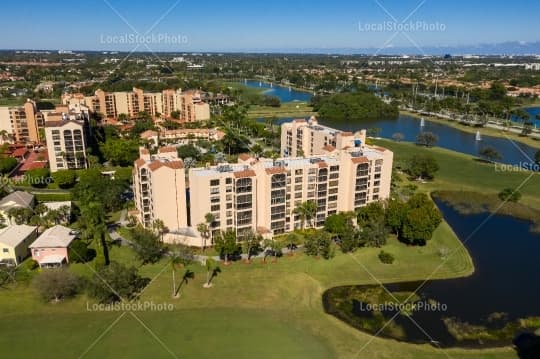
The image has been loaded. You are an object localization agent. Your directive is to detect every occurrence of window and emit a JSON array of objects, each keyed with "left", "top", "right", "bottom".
[
  {"left": 226, "top": 178, "right": 232, "bottom": 184},
  {"left": 295, "top": 169, "right": 303, "bottom": 175},
  {"left": 2, "top": 248, "right": 8, "bottom": 253},
  {"left": 211, "top": 204, "right": 220, "bottom": 212},
  {"left": 210, "top": 179, "right": 220, "bottom": 186}
]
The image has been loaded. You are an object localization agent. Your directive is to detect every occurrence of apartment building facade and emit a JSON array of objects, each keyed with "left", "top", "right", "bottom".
[
  {"left": 63, "top": 88, "right": 210, "bottom": 122},
  {"left": 132, "top": 147, "right": 188, "bottom": 229},
  {"left": 44, "top": 120, "right": 88, "bottom": 172},
  {"left": 280, "top": 117, "right": 367, "bottom": 158},
  {"left": 0, "top": 100, "right": 45, "bottom": 143},
  {"left": 189, "top": 145, "right": 392, "bottom": 238},
  {"left": 132, "top": 120, "right": 392, "bottom": 246}
]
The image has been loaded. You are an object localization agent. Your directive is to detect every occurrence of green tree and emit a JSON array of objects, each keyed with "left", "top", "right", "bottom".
[
  {"left": 203, "top": 257, "right": 220, "bottom": 288},
  {"left": 131, "top": 226, "right": 164, "bottom": 264},
  {"left": 32, "top": 268, "right": 81, "bottom": 302},
  {"left": 99, "top": 138, "right": 139, "bottom": 166},
  {"left": 170, "top": 246, "right": 194, "bottom": 298},
  {"left": 88, "top": 261, "right": 149, "bottom": 303},
  {"left": 51, "top": 170, "right": 77, "bottom": 189},
  {"left": 152, "top": 219, "right": 168, "bottom": 242},
  {"left": 304, "top": 231, "right": 334, "bottom": 259},
  {"left": 385, "top": 199, "right": 406, "bottom": 237},
  {"left": 416, "top": 132, "right": 439, "bottom": 147},
  {"left": 0, "top": 157, "right": 17, "bottom": 174},
  {"left": 214, "top": 230, "right": 239, "bottom": 263},
  {"left": 407, "top": 154, "right": 439, "bottom": 180},
  {"left": 498, "top": 188, "right": 522, "bottom": 202},
  {"left": 241, "top": 230, "right": 261, "bottom": 261},
  {"left": 294, "top": 200, "right": 317, "bottom": 230},
  {"left": 176, "top": 144, "right": 201, "bottom": 160},
  {"left": 25, "top": 168, "right": 50, "bottom": 188},
  {"left": 68, "top": 240, "right": 96, "bottom": 263},
  {"left": 479, "top": 146, "right": 502, "bottom": 163}
]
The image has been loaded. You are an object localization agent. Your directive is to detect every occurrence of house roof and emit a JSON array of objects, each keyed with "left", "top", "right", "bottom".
[
  {"left": 158, "top": 146, "right": 177, "bottom": 154},
  {"left": 12, "top": 147, "right": 28, "bottom": 157},
  {"left": 42, "top": 201, "right": 71, "bottom": 212},
  {"left": 0, "top": 191, "right": 34, "bottom": 210},
  {"left": 29, "top": 225, "right": 76, "bottom": 248},
  {"left": 140, "top": 130, "right": 158, "bottom": 139},
  {"left": 0, "top": 225, "right": 37, "bottom": 247},
  {"left": 265, "top": 167, "right": 287, "bottom": 175},
  {"left": 322, "top": 145, "right": 336, "bottom": 152},
  {"left": 238, "top": 153, "right": 252, "bottom": 161}
]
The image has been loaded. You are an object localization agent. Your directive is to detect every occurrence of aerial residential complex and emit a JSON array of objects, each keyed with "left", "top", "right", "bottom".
[
  {"left": 132, "top": 118, "right": 393, "bottom": 246},
  {"left": 62, "top": 88, "right": 211, "bottom": 122}
]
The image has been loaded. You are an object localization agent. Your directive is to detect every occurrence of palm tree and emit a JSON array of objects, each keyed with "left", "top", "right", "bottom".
[
  {"left": 294, "top": 200, "right": 317, "bottom": 230},
  {"left": 203, "top": 257, "right": 218, "bottom": 288},
  {"left": 170, "top": 254, "right": 183, "bottom": 298},
  {"left": 204, "top": 213, "right": 215, "bottom": 244},
  {"left": 196, "top": 222, "right": 210, "bottom": 251},
  {"left": 152, "top": 219, "right": 167, "bottom": 242}
]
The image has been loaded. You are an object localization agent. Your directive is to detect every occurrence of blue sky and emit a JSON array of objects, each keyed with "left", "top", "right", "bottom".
[{"left": 0, "top": 0, "right": 538, "bottom": 51}]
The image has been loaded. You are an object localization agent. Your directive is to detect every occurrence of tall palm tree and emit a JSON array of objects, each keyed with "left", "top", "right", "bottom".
[
  {"left": 170, "top": 253, "right": 183, "bottom": 298},
  {"left": 152, "top": 219, "right": 167, "bottom": 242},
  {"left": 294, "top": 200, "right": 317, "bottom": 230}
]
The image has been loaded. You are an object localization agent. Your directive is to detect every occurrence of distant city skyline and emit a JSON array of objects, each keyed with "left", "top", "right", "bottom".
[{"left": 1, "top": 0, "right": 539, "bottom": 54}]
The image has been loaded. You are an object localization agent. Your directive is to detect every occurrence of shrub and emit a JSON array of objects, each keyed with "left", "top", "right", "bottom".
[
  {"left": 498, "top": 188, "right": 522, "bottom": 202},
  {"left": 32, "top": 268, "right": 81, "bottom": 302},
  {"left": 52, "top": 170, "right": 77, "bottom": 189},
  {"left": 378, "top": 251, "right": 395, "bottom": 264}
]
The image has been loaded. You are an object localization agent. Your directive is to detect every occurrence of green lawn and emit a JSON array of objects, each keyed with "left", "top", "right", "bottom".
[
  {"left": 0, "top": 223, "right": 515, "bottom": 359},
  {"left": 373, "top": 138, "right": 540, "bottom": 209},
  {"left": 248, "top": 102, "right": 316, "bottom": 119}
]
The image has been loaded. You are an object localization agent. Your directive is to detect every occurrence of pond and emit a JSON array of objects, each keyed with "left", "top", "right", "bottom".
[
  {"left": 242, "top": 80, "right": 312, "bottom": 103},
  {"left": 270, "top": 115, "right": 538, "bottom": 168},
  {"left": 323, "top": 200, "right": 540, "bottom": 347}
]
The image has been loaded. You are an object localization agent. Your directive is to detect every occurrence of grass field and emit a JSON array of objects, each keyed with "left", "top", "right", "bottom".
[{"left": 248, "top": 102, "right": 316, "bottom": 119}]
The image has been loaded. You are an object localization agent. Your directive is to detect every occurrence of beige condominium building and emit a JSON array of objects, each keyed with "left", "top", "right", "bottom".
[
  {"left": 0, "top": 100, "right": 45, "bottom": 144},
  {"left": 133, "top": 119, "right": 392, "bottom": 246},
  {"left": 132, "top": 147, "right": 188, "bottom": 229},
  {"left": 280, "top": 116, "right": 367, "bottom": 157},
  {"left": 44, "top": 119, "right": 88, "bottom": 172},
  {"left": 189, "top": 144, "right": 392, "bottom": 239},
  {"left": 62, "top": 88, "right": 210, "bottom": 122}
]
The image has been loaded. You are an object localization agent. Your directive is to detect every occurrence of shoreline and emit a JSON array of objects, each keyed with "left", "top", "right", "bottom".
[{"left": 401, "top": 110, "right": 540, "bottom": 150}]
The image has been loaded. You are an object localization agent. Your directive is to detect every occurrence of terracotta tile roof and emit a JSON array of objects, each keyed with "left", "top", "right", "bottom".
[
  {"left": 148, "top": 162, "right": 163, "bottom": 171},
  {"left": 12, "top": 148, "right": 28, "bottom": 157},
  {"left": 164, "top": 160, "right": 184, "bottom": 170},
  {"left": 233, "top": 169, "right": 256, "bottom": 178},
  {"left": 140, "top": 148, "right": 149, "bottom": 155},
  {"left": 293, "top": 119, "right": 306, "bottom": 123},
  {"left": 134, "top": 159, "right": 146, "bottom": 167},
  {"left": 317, "top": 161, "right": 328, "bottom": 168},
  {"left": 265, "top": 167, "right": 287, "bottom": 175},
  {"left": 322, "top": 145, "right": 335, "bottom": 152},
  {"left": 158, "top": 146, "right": 177, "bottom": 153},
  {"left": 351, "top": 156, "right": 369, "bottom": 164},
  {"left": 238, "top": 153, "right": 252, "bottom": 161},
  {"left": 341, "top": 131, "right": 353, "bottom": 136}
]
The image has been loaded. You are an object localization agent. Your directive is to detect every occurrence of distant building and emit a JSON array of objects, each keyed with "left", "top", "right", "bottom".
[
  {"left": 0, "top": 99, "right": 45, "bottom": 143},
  {"left": 140, "top": 128, "right": 225, "bottom": 147},
  {"left": 44, "top": 119, "right": 88, "bottom": 172},
  {"left": 281, "top": 117, "right": 367, "bottom": 158},
  {"left": 29, "top": 225, "right": 76, "bottom": 268},
  {"left": 0, "top": 224, "right": 38, "bottom": 266},
  {"left": 63, "top": 87, "right": 211, "bottom": 122}
]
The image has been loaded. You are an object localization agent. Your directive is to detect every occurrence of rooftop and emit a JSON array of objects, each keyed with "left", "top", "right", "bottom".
[
  {"left": 0, "top": 191, "right": 34, "bottom": 209},
  {"left": 0, "top": 225, "right": 37, "bottom": 247},
  {"left": 29, "top": 225, "right": 76, "bottom": 248}
]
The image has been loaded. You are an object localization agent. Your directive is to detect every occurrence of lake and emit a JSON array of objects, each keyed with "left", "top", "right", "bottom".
[
  {"left": 270, "top": 115, "right": 538, "bottom": 168},
  {"left": 323, "top": 200, "right": 540, "bottom": 347},
  {"left": 242, "top": 80, "right": 312, "bottom": 103}
]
